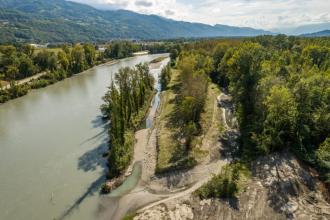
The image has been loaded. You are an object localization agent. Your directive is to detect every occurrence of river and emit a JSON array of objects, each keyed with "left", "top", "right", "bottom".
[{"left": 0, "top": 54, "right": 169, "bottom": 220}]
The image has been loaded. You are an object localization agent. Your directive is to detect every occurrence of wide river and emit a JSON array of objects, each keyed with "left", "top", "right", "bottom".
[{"left": 0, "top": 54, "right": 169, "bottom": 220}]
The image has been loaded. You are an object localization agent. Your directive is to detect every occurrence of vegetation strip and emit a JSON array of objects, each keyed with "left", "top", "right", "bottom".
[
  {"left": 0, "top": 42, "right": 177, "bottom": 104},
  {"left": 100, "top": 63, "right": 155, "bottom": 193}
]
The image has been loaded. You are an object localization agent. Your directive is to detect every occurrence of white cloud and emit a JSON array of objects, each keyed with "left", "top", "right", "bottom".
[{"left": 70, "top": 0, "right": 330, "bottom": 30}]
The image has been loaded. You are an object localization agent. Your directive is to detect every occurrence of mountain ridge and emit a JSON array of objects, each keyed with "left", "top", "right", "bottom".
[
  {"left": 0, "top": 0, "right": 273, "bottom": 43},
  {"left": 301, "top": 29, "right": 330, "bottom": 37}
]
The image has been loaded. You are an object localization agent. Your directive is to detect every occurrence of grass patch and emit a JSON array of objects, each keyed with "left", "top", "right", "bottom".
[
  {"left": 150, "top": 56, "right": 167, "bottom": 64},
  {"left": 156, "top": 71, "right": 220, "bottom": 173},
  {"left": 122, "top": 212, "right": 136, "bottom": 220},
  {"left": 156, "top": 69, "right": 182, "bottom": 173},
  {"left": 34, "top": 47, "right": 63, "bottom": 55},
  {"left": 200, "top": 85, "right": 221, "bottom": 135}
]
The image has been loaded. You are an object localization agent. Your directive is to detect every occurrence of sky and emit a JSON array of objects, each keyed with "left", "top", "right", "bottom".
[{"left": 71, "top": 0, "right": 330, "bottom": 31}]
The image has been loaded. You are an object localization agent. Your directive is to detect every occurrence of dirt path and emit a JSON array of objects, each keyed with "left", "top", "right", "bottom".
[
  {"left": 1, "top": 60, "right": 120, "bottom": 90},
  {"left": 2, "top": 71, "right": 47, "bottom": 89},
  {"left": 102, "top": 88, "right": 230, "bottom": 220},
  {"left": 134, "top": 91, "right": 232, "bottom": 215},
  {"left": 134, "top": 91, "right": 330, "bottom": 220}
]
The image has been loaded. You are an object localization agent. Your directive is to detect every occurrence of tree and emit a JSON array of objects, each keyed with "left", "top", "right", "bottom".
[
  {"left": 5, "top": 65, "right": 19, "bottom": 80},
  {"left": 259, "top": 86, "right": 298, "bottom": 152},
  {"left": 70, "top": 44, "right": 86, "bottom": 74},
  {"left": 83, "top": 44, "right": 96, "bottom": 67},
  {"left": 303, "top": 45, "right": 330, "bottom": 70},
  {"left": 170, "top": 48, "right": 178, "bottom": 62},
  {"left": 0, "top": 45, "right": 19, "bottom": 80},
  {"left": 160, "top": 63, "right": 171, "bottom": 90},
  {"left": 21, "top": 44, "right": 35, "bottom": 57},
  {"left": 57, "top": 50, "right": 69, "bottom": 71},
  {"left": 18, "top": 55, "right": 36, "bottom": 78},
  {"left": 34, "top": 50, "right": 48, "bottom": 71},
  {"left": 226, "top": 42, "right": 265, "bottom": 153}
]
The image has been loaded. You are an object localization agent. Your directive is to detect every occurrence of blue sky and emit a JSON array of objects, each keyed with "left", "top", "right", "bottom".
[{"left": 71, "top": 0, "right": 330, "bottom": 30}]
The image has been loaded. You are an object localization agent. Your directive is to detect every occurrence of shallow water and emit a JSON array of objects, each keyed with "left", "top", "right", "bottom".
[{"left": 0, "top": 54, "right": 168, "bottom": 220}]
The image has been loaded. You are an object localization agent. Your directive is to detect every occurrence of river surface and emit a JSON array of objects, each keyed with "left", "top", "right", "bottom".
[{"left": 0, "top": 54, "right": 168, "bottom": 220}]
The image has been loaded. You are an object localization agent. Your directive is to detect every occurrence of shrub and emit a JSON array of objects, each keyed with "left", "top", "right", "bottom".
[{"left": 196, "top": 163, "right": 250, "bottom": 199}]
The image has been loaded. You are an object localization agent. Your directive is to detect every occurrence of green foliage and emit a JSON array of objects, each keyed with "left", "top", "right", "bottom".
[
  {"left": 18, "top": 55, "right": 36, "bottom": 78},
  {"left": 83, "top": 44, "right": 96, "bottom": 67},
  {"left": 34, "top": 50, "right": 58, "bottom": 71},
  {"left": 104, "top": 42, "right": 138, "bottom": 59},
  {"left": 101, "top": 63, "right": 155, "bottom": 178},
  {"left": 0, "top": 42, "right": 127, "bottom": 103},
  {"left": 122, "top": 212, "right": 136, "bottom": 220},
  {"left": 175, "top": 52, "right": 210, "bottom": 149},
  {"left": 160, "top": 63, "right": 171, "bottom": 91},
  {"left": 256, "top": 86, "right": 298, "bottom": 153},
  {"left": 70, "top": 44, "right": 86, "bottom": 74},
  {"left": 316, "top": 138, "right": 330, "bottom": 170},
  {"left": 196, "top": 163, "right": 250, "bottom": 199},
  {"left": 197, "top": 36, "right": 330, "bottom": 181}
]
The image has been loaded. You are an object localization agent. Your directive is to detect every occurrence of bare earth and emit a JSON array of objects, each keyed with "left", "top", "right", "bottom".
[
  {"left": 133, "top": 92, "right": 330, "bottom": 220},
  {"left": 99, "top": 77, "right": 330, "bottom": 220}
]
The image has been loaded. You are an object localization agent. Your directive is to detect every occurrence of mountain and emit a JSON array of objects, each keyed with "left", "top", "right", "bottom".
[
  {"left": 301, "top": 30, "right": 330, "bottom": 37},
  {"left": 0, "top": 0, "right": 272, "bottom": 43},
  {"left": 272, "top": 22, "right": 330, "bottom": 35}
]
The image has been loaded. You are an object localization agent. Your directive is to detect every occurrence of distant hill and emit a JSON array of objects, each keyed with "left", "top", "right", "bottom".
[
  {"left": 0, "top": 0, "right": 272, "bottom": 43},
  {"left": 272, "top": 22, "right": 330, "bottom": 35},
  {"left": 301, "top": 30, "right": 330, "bottom": 37}
]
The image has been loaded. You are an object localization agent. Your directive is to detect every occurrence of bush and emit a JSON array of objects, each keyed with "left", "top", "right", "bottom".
[{"left": 196, "top": 163, "right": 250, "bottom": 199}]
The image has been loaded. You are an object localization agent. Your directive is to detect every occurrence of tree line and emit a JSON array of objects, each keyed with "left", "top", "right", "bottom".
[
  {"left": 0, "top": 43, "right": 101, "bottom": 103},
  {"left": 0, "top": 41, "right": 176, "bottom": 103},
  {"left": 101, "top": 63, "right": 155, "bottom": 178}
]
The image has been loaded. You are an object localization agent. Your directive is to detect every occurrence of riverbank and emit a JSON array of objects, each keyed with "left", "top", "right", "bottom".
[
  {"left": 0, "top": 59, "right": 120, "bottom": 104},
  {"left": 100, "top": 79, "right": 229, "bottom": 220}
]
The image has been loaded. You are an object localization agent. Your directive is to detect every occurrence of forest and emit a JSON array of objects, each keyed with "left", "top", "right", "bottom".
[
  {"left": 157, "top": 36, "right": 330, "bottom": 198},
  {"left": 178, "top": 36, "right": 330, "bottom": 196}
]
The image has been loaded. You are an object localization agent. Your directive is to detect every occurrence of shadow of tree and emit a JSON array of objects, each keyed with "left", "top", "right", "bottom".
[
  {"left": 78, "top": 139, "right": 108, "bottom": 172},
  {"left": 57, "top": 115, "right": 110, "bottom": 220},
  {"left": 57, "top": 175, "right": 106, "bottom": 220},
  {"left": 91, "top": 115, "right": 107, "bottom": 128},
  {"left": 78, "top": 116, "right": 109, "bottom": 172},
  {"left": 226, "top": 197, "right": 239, "bottom": 210}
]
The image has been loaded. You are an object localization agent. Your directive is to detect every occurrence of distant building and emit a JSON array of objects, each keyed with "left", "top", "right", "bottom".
[
  {"left": 29, "top": 43, "right": 48, "bottom": 48},
  {"left": 98, "top": 47, "right": 106, "bottom": 52}
]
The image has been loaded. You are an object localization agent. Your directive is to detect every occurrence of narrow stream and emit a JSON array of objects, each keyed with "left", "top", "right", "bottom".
[
  {"left": 107, "top": 58, "right": 169, "bottom": 198},
  {"left": 0, "top": 54, "right": 168, "bottom": 220}
]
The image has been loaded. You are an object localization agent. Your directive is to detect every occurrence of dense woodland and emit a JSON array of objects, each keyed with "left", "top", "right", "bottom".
[
  {"left": 175, "top": 36, "right": 330, "bottom": 197},
  {"left": 101, "top": 63, "right": 155, "bottom": 178},
  {"left": 160, "top": 36, "right": 330, "bottom": 198}
]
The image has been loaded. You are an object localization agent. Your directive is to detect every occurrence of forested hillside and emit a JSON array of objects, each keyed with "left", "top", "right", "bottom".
[{"left": 0, "top": 0, "right": 271, "bottom": 43}]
